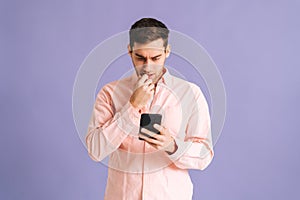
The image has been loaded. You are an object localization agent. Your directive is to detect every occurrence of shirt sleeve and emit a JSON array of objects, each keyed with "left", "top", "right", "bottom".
[
  {"left": 168, "top": 84, "right": 214, "bottom": 170},
  {"left": 85, "top": 84, "right": 140, "bottom": 162}
]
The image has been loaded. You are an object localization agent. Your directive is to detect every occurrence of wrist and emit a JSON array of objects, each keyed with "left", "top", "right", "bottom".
[
  {"left": 165, "top": 139, "right": 178, "bottom": 155},
  {"left": 129, "top": 97, "right": 138, "bottom": 109}
]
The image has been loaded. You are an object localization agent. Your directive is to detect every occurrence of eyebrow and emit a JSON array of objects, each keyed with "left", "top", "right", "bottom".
[{"left": 134, "top": 53, "right": 162, "bottom": 59}]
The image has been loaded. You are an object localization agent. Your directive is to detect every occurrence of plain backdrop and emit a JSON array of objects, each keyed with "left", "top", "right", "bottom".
[{"left": 1, "top": 0, "right": 299, "bottom": 199}]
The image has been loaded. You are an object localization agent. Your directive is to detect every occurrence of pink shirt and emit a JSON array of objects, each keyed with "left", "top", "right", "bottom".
[{"left": 86, "top": 68, "right": 214, "bottom": 200}]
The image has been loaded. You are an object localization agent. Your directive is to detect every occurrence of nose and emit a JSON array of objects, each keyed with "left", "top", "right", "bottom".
[
  {"left": 145, "top": 58, "right": 154, "bottom": 65},
  {"left": 143, "top": 59, "right": 153, "bottom": 70}
]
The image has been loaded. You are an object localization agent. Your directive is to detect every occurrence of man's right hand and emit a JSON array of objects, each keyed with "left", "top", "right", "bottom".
[{"left": 130, "top": 74, "right": 155, "bottom": 109}]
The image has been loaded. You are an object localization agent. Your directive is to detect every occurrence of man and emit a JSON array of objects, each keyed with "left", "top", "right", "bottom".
[{"left": 86, "top": 18, "right": 214, "bottom": 200}]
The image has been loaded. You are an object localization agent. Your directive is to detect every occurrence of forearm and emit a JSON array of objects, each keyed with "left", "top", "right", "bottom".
[
  {"left": 168, "top": 138, "right": 214, "bottom": 170},
  {"left": 86, "top": 102, "right": 140, "bottom": 161}
]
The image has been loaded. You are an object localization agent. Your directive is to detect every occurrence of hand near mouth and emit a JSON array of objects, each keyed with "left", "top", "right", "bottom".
[{"left": 130, "top": 74, "right": 155, "bottom": 109}]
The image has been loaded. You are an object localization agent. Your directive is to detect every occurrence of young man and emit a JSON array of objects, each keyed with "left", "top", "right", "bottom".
[{"left": 86, "top": 18, "right": 214, "bottom": 200}]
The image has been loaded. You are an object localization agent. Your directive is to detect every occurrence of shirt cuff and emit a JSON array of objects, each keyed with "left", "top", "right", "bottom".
[{"left": 167, "top": 137, "right": 191, "bottom": 161}]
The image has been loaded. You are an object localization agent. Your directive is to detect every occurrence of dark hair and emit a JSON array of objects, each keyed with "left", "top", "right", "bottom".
[{"left": 129, "top": 18, "right": 169, "bottom": 50}]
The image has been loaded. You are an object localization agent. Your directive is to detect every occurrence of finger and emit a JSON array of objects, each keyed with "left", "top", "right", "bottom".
[
  {"left": 142, "top": 83, "right": 152, "bottom": 90},
  {"left": 144, "top": 79, "right": 153, "bottom": 86},
  {"left": 139, "top": 134, "right": 163, "bottom": 146},
  {"left": 140, "top": 128, "right": 156, "bottom": 137},
  {"left": 147, "top": 84, "right": 155, "bottom": 91},
  {"left": 142, "top": 84, "right": 148, "bottom": 90},
  {"left": 140, "top": 80, "right": 152, "bottom": 91},
  {"left": 139, "top": 74, "right": 148, "bottom": 83},
  {"left": 140, "top": 128, "right": 163, "bottom": 141},
  {"left": 153, "top": 124, "right": 165, "bottom": 133}
]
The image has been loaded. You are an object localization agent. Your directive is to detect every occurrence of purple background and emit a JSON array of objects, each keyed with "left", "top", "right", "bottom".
[{"left": 1, "top": 0, "right": 299, "bottom": 199}]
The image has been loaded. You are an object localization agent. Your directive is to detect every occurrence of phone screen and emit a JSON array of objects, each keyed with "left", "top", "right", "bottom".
[{"left": 139, "top": 113, "right": 162, "bottom": 140}]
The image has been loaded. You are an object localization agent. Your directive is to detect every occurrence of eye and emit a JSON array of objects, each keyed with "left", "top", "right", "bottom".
[
  {"left": 152, "top": 57, "right": 161, "bottom": 61},
  {"left": 136, "top": 57, "right": 145, "bottom": 61}
]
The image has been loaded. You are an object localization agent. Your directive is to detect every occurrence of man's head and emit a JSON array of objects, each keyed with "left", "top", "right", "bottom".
[
  {"left": 128, "top": 18, "right": 171, "bottom": 83},
  {"left": 129, "top": 18, "right": 169, "bottom": 50}
]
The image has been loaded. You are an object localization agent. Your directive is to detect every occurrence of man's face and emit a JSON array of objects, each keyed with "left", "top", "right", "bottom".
[{"left": 128, "top": 38, "right": 170, "bottom": 83}]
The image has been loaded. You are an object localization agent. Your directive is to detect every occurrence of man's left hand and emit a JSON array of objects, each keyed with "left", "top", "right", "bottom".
[{"left": 139, "top": 124, "right": 178, "bottom": 154}]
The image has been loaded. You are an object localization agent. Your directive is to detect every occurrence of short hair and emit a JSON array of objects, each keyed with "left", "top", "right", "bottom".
[{"left": 129, "top": 18, "right": 169, "bottom": 50}]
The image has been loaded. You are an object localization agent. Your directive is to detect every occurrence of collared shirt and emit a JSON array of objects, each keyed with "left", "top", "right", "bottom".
[{"left": 86, "top": 68, "right": 214, "bottom": 200}]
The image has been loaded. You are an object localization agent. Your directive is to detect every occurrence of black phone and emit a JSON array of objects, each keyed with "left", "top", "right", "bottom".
[{"left": 139, "top": 113, "right": 162, "bottom": 140}]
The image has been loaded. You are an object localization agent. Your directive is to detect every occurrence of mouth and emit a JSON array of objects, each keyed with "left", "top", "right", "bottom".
[
  {"left": 141, "top": 72, "right": 155, "bottom": 78},
  {"left": 147, "top": 73, "right": 155, "bottom": 78}
]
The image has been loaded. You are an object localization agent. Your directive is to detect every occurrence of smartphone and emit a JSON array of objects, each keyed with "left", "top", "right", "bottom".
[{"left": 139, "top": 113, "right": 162, "bottom": 140}]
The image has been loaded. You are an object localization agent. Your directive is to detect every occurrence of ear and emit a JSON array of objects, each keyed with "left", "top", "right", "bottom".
[
  {"left": 127, "top": 44, "right": 132, "bottom": 57},
  {"left": 165, "top": 44, "right": 171, "bottom": 58}
]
